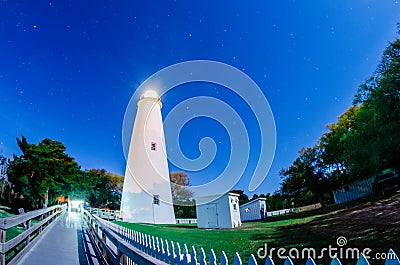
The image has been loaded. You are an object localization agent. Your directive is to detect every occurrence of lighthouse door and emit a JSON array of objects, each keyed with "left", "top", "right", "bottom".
[{"left": 207, "top": 204, "right": 218, "bottom": 228}]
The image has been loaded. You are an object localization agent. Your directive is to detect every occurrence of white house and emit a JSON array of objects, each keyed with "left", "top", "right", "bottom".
[
  {"left": 196, "top": 193, "right": 241, "bottom": 229},
  {"left": 239, "top": 197, "right": 267, "bottom": 221}
]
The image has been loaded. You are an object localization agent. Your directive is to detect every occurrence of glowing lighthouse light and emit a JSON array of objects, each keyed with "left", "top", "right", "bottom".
[
  {"left": 120, "top": 89, "right": 176, "bottom": 224},
  {"left": 141, "top": 89, "right": 159, "bottom": 99}
]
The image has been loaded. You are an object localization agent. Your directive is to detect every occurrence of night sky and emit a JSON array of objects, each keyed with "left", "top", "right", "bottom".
[{"left": 0, "top": 1, "right": 399, "bottom": 195}]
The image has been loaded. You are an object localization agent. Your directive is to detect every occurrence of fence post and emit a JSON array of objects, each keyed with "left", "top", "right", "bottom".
[
  {"left": 306, "top": 257, "right": 316, "bottom": 265},
  {"left": 190, "top": 246, "right": 197, "bottom": 265},
  {"left": 248, "top": 254, "right": 258, "bottom": 265},
  {"left": 182, "top": 244, "right": 189, "bottom": 264},
  {"left": 169, "top": 241, "right": 175, "bottom": 263},
  {"left": 220, "top": 251, "right": 228, "bottom": 265},
  {"left": 38, "top": 213, "right": 44, "bottom": 234},
  {"left": 209, "top": 249, "right": 217, "bottom": 265},
  {"left": 25, "top": 219, "right": 31, "bottom": 245},
  {"left": 0, "top": 228, "right": 6, "bottom": 265},
  {"left": 155, "top": 237, "right": 160, "bottom": 258},
  {"left": 160, "top": 239, "right": 165, "bottom": 260},
  {"left": 199, "top": 248, "right": 206, "bottom": 265},
  {"left": 102, "top": 232, "right": 107, "bottom": 260},
  {"left": 386, "top": 249, "right": 400, "bottom": 265},
  {"left": 118, "top": 250, "right": 127, "bottom": 265},
  {"left": 94, "top": 223, "right": 99, "bottom": 245},
  {"left": 265, "top": 256, "right": 275, "bottom": 265},
  {"left": 164, "top": 239, "right": 170, "bottom": 261},
  {"left": 233, "top": 253, "right": 242, "bottom": 265},
  {"left": 284, "top": 257, "right": 294, "bottom": 265},
  {"left": 356, "top": 253, "right": 370, "bottom": 265}
]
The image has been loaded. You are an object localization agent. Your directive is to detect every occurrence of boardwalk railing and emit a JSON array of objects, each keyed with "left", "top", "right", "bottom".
[
  {"left": 175, "top": 219, "right": 197, "bottom": 224},
  {"left": 87, "top": 207, "right": 121, "bottom": 221},
  {"left": 267, "top": 204, "right": 321, "bottom": 217},
  {"left": 88, "top": 207, "right": 196, "bottom": 225},
  {"left": 0, "top": 204, "right": 66, "bottom": 265},
  {"left": 82, "top": 209, "right": 399, "bottom": 265}
]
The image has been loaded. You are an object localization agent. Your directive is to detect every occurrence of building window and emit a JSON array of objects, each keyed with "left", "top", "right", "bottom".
[
  {"left": 151, "top": 142, "right": 157, "bottom": 151},
  {"left": 153, "top": 195, "right": 160, "bottom": 205},
  {"left": 233, "top": 204, "right": 237, "bottom": 211}
]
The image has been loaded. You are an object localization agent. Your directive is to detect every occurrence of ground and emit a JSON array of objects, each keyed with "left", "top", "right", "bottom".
[{"left": 116, "top": 193, "right": 400, "bottom": 265}]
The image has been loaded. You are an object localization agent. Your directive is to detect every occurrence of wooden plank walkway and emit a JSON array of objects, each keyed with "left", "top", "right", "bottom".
[{"left": 17, "top": 211, "right": 105, "bottom": 265}]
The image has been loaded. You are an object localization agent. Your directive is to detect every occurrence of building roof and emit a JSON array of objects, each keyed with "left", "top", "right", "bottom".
[{"left": 239, "top": 197, "right": 266, "bottom": 208}]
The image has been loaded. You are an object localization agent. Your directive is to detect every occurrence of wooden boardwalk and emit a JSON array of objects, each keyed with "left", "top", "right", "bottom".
[{"left": 17, "top": 211, "right": 105, "bottom": 265}]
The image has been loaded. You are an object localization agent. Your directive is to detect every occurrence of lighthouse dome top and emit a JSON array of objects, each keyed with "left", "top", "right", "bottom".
[{"left": 141, "top": 90, "right": 159, "bottom": 100}]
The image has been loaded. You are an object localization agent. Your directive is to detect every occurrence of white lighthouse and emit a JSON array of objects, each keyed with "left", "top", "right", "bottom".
[{"left": 120, "top": 90, "right": 176, "bottom": 224}]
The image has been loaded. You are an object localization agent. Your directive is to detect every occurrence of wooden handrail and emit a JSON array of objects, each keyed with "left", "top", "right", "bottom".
[
  {"left": 0, "top": 204, "right": 62, "bottom": 229},
  {"left": 0, "top": 204, "right": 66, "bottom": 265},
  {"left": 83, "top": 209, "right": 169, "bottom": 265}
]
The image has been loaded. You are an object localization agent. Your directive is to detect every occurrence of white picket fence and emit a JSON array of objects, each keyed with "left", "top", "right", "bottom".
[
  {"left": 267, "top": 204, "right": 322, "bottom": 217},
  {"left": 82, "top": 209, "right": 400, "bottom": 265},
  {"left": 175, "top": 218, "right": 197, "bottom": 224},
  {"left": 267, "top": 209, "right": 292, "bottom": 216},
  {"left": 87, "top": 207, "right": 121, "bottom": 220}
]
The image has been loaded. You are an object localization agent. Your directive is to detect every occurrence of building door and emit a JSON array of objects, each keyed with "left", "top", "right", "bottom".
[{"left": 207, "top": 204, "right": 218, "bottom": 228}]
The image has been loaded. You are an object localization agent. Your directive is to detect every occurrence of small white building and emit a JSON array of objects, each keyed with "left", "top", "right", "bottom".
[
  {"left": 196, "top": 193, "right": 241, "bottom": 229},
  {"left": 239, "top": 198, "right": 267, "bottom": 222}
]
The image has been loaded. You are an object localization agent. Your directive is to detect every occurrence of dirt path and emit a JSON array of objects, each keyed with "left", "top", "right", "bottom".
[{"left": 271, "top": 192, "right": 400, "bottom": 264}]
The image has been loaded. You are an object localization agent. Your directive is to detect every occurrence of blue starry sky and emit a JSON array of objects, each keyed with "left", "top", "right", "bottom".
[{"left": 0, "top": 1, "right": 399, "bottom": 195}]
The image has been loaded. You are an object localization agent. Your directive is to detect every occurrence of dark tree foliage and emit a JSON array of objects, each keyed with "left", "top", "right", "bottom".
[
  {"left": 0, "top": 155, "right": 12, "bottom": 206},
  {"left": 266, "top": 192, "right": 288, "bottom": 211},
  {"left": 5, "top": 136, "right": 123, "bottom": 210},
  {"left": 170, "top": 171, "right": 196, "bottom": 218},
  {"left": 230, "top": 189, "right": 249, "bottom": 205},
  {"left": 7, "top": 136, "right": 82, "bottom": 210},
  {"left": 251, "top": 192, "right": 288, "bottom": 211},
  {"left": 279, "top": 26, "right": 400, "bottom": 206},
  {"left": 280, "top": 147, "right": 333, "bottom": 206},
  {"left": 0, "top": 155, "right": 6, "bottom": 177},
  {"left": 349, "top": 31, "right": 400, "bottom": 177},
  {"left": 170, "top": 171, "right": 194, "bottom": 204},
  {"left": 85, "top": 169, "right": 123, "bottom": 209}
]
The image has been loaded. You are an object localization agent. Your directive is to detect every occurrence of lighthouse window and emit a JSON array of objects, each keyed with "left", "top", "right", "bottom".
[
  {"left": 153, "top": 195, "right": 160, "bottom": 205},
  {"left": 151, "top": 142, "right": 157, "bottom": 151}
]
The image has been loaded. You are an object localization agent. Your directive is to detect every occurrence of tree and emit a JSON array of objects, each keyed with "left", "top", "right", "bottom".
[
  {"left": 85, "top": 169, "right": 124, "bottom": 209},
  {"left": 317, "top": 105, "right": 362, "bottom": 187},
  {"left": 230, "top": 189, "right": 249, "bottom": 205},
  {"left": 266, "top": 192, "right": 287, "bottom": 211},
  {"left": 5, "top": 136, "right": 124, "bottom": 210},
  {"left": 170, "top": 171, "right": 194, "bottom": 204},
  {"left": 0, "top": 155, "right": 6, "bottom": 179},
  {"left": 280, "top": 146, "right": 332, "bottom": 206},
  {"left": 348, "top": 30, "right": 400, "bottom": 177},
  {"left": 0, "top": 155, "right": 12, "bottom": 205},
  {"left": 7, "top": 136, "right": 82, "bottom": 210},
  {"left": 278, "top": 26, "right": 400, "bottom": 206},
  {"left": 170, "top": 171, "right": 195, "bottom": 218},
  {"left": 320, "top": 106, "right": 360, "bottom": 175}
]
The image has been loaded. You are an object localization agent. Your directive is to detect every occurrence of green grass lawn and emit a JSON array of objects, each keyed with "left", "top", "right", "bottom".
[
  {"left": 114, "top": 210, "right": 330, "bottom": 264},
  {"left": 115, "top": 193, "right": 400, "bottom": 265}
]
